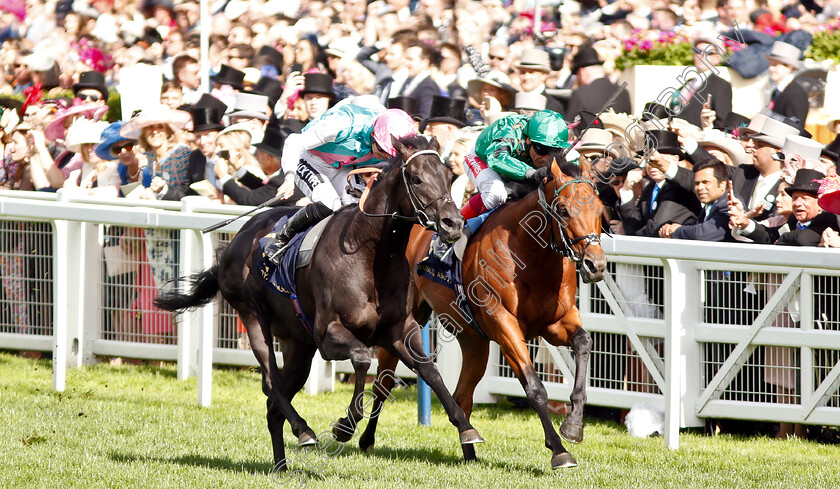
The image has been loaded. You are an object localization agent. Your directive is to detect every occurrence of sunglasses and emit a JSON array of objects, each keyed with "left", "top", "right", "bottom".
[
  {"left": 79, "top": 93, "right": 102, "bottom": 102},
  {"left": 531, "top": 142, "right": 557, "bottom": 156},
  {"left": 115, "top": 141, "right": 135, "bottom": 152}
]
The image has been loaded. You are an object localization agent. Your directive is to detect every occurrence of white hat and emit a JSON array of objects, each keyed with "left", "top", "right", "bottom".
[
  {"left": 64, "top": 119, "right": 109, "bottom": 154},
  {"left": 218, "top": 122, "right": 262, "bottom": 145},
  {"left": 229, "top": 92, "right": 270, "bottom": 121},
  {"left": 119, "top": 104, "right": 191, "bottom": 139},
  {"left": 774, "top": 134, "right": 823, "bottom": 162},
  {"left": 698, "top": 135, "right": 748, "bottom": 166},
  {"left": 24, "top": 51, "right": 55, "bottom": 72},
  {"left": 514, "top": 92, "right": 547, "bottom": 112}
]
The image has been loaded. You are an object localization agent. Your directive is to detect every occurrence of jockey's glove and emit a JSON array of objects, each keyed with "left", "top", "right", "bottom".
[{"left": 524, "top": 165, "right": 551, "bottom": 185}]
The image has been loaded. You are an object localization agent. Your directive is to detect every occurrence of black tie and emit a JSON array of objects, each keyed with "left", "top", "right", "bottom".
[{"left": 399, "top": 77, "right": 413, "bottom": 96}]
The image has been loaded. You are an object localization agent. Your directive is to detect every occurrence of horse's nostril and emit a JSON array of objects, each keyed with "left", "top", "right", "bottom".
[{"left": 441, "top": 217, "right": 457, "bottom": 230}]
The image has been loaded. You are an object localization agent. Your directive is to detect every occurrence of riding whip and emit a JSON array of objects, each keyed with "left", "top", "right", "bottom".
[
  {"left": 201, "top": 194, "right": 285, "bottom": 234},
  {"left": 561, "top": 81, "right": 629, "bottom": 159}
]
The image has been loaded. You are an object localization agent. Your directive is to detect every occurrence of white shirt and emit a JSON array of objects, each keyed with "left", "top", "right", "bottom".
[{"left": 749, "top": 171, "right": 781, "bottom": 209}]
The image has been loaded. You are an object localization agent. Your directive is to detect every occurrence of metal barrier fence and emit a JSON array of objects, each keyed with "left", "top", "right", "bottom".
[{"left": 1, "top": 189, "right": 839, "bottom": 449}]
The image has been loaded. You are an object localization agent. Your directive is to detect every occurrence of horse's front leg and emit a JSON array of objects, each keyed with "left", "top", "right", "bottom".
[
  {"left": 385, "top": 319, "right": 484, "bottom": 458},
  {"left": 495, "top": 313, "right": 576, "bottom": 469},
  {"left": 318, "top": 319, "right": 372, "bottom": 443},
  {"left": 545, "top": 305, "right": 590, "bottom": 444}
]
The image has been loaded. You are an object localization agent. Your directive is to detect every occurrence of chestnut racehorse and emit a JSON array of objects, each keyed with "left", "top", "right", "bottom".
[{"left": 358, "top": 155, "right": 606, "bottom": 469}]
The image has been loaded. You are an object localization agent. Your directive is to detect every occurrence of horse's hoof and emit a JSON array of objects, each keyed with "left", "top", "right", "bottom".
[
  {"left": 298, "top": 430, "right": 317, "bottom": 446},
  {"left": 459, "top": 428, "right": 485, "bottom": 444},
  {"left": 560, "top": 421, "right": 584, "bottom": 444},
  {"left": 359, "top": 436, "right": 374, "bottom": 453},
  {"left": 551, "top": 452, "right": 578, "bottom": 469},
  {"left": 332, "top": 418, "right": 355, "bottom": 443}
]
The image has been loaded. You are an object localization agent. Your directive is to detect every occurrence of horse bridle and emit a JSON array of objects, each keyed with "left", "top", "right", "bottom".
[
  {"left": 359, "top": 149, "right": 453, "bottom": 231},
  {"left": 537, "top": 177, "right": 601, "bottom": 264}
]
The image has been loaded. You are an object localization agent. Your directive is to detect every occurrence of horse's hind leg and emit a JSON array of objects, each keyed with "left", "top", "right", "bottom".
[
  {"left": 358, "top": 348, "right": 400, "bottom": 453},
  {"left": 242, "top": 312, "right": 316, "bottom": 468},
  {"left": 318, "top": 320, "right": 372, "bottom": 443},
  {"left": 279, "top": 339, "right": 319, "bottom": 446}
]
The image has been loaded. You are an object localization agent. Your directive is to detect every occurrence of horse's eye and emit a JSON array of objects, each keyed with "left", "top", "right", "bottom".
[
  {"left": 555, "top": 205, "right": 570, "bottom": 218},
  {"left": 411, "top": 175, "right": 422, "bottom": 185}
]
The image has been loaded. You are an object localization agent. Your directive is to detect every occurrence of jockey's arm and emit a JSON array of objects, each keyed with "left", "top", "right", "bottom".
[
  {"left": 484, "top": 146, "right": 534, "bottom": 181},
  {"left": 278, "top": 118, "right": 346, "bottom": 179}
]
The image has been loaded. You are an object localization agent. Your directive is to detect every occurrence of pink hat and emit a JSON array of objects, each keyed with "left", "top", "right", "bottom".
[
  {"left": 817, "top": 174, "right": 840, "bottom": 215},
  {"left": 45, "top": 103, "right": 109, "bottom": 142},
  {"left": 372, "top": 109, "right": 417, "bottom": 157}
]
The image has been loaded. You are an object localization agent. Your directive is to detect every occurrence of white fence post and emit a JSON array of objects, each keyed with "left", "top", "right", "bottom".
[
  {"left": 195, "top": 227, "right": 215, "bottom": 406},
  {"left": 79, "top": 222, "right": 103, "bottom": 366},
  {"left": 304, "top": 356, "right": 335, "bottom": 395},
  {"left": 52, "top": 191, "right": 84, "bottom": 390}
]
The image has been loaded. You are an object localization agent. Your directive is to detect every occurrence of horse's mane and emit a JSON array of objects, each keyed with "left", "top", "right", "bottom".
[
  {"left": 551, "top": 150, "right": 583, "bottom": 179},
  {"left": 378, "top": 135, "right": 436, "bottom": 175}
]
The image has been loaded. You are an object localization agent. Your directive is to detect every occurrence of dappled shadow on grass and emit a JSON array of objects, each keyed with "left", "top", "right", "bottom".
[{"left": 108, "top": 450, "right": 273, "bottom": 475}]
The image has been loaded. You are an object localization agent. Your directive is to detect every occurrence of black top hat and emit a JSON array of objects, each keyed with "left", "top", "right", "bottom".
[
  {"left": 823, "top": 136, "right": 840, "bottom": 164},
  {"left": 193, "top": 93, "right": 229, "bottom": 116},
  {"left": 251, "top": 76, "right": 284, "bottom": 109},
  {"left": 571, "top": 46, "right": 603, "bottom": 73},
  {"left": 642, "top": 102, "right": 671, "bottom": 121},
  {"left": 786, "top": 168, "right": 824, "bottom": 196},
  {"left": 388, "top": 96, "right": 419, "bottom": 118},
  {"left": 189, "top": 106, "right": 225, "bottom": 133},
  {"left": 646, "top": 129, "right": 684, "bottom": 156},
  {"left": 425, "top": 96, "right": 466, "bottom": 127},
  {"left": 256, "top": 45, "right": 284, "bottom": 71},
  {"left": 574, "top": 110, "right": 604, "bottom": 131},
  {"left": 255, "top": 120, "right": 285, "bottom": 159},
  {"left": 722, "top": 112, "right": 750, "bottom": 134},
  {"left": 73, "top": 71, "right": 109, "bottom": 100},
  {"left": 605, "top": 156, "right": 641, "bottom": 177},
  {"left": 299, "top": 73, "right": 336, "bottom": 99},
  {"left": 212, "top": 64, "right": 245, "bottom": 90}
]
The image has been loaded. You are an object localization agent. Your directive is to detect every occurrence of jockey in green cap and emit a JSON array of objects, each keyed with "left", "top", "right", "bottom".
[{"left": 460, "top": 109, "right": 570, "bottom": 219}]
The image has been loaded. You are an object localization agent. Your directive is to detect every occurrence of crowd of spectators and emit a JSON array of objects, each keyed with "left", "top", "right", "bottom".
[{"left": 1, "top": 0, "right": 840, "bottom": 437}]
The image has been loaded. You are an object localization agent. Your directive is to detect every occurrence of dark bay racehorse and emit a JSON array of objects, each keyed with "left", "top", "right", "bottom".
[
  {"left": 358, "top": 155, "right": 606, "bottom": 469},
  {"left": 155, "top": 135, "right": 484, "bottom": 471}
]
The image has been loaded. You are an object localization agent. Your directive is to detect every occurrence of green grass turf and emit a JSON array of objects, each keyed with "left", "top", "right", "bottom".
[{"left": 2, "top": 351, "right": 839, "bottom": 488}]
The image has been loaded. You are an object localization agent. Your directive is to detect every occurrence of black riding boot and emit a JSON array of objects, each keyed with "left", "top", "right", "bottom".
[{"left": 265, "top": 202, "right": 333, "bottom": 266}]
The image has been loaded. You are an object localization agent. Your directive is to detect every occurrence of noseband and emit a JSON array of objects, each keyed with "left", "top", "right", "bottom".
[
  {"left": 356, "top": 149, "right": 452, "bottom": 232},
  {"left": 537, "top": 177, "right": 601, "bottom": 264}
]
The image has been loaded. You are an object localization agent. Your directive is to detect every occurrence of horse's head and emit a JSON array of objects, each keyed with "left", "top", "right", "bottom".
[
  {"left": 390, "top": 135, "right": 464, "bottom": 243},
  {"left": 544, "top": 152, "right": 606, "bottom": 283}
]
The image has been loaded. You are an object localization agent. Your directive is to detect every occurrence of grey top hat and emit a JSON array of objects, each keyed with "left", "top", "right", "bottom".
[
  {"left": 229, "top": 92, "right": 270, "bottom": 120},
  {"left": 692, "top": 32, "right": 725, "bottom": 53},
  {"left": 514, "top": 92, "right": 547, "bottom": 111},
  {"left": 771, "top": 134, "right": 823, "bottom": 162},
  {"left": 749, "top": 116, "right": 800, "bottom": 148},
  {"left": 515, "top": 49, "right": 551, "bottom": 73},
  {"left": 765, "top": 41, "right": 802, "bottom": 69}
]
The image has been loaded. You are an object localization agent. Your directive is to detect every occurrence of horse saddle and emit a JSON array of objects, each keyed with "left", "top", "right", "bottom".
[{"left": 295, "top": 214, "right": 335, "bottom": 269}]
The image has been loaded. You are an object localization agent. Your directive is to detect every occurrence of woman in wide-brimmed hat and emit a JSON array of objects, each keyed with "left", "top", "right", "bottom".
[
  {"left": 817, "top": 174, "right": 840, "bottom": 247},
  {"left": 119, "top": 104, "right": 191, "bottom": 201},
  {"left": 44, "top": 103, "right": 109, "bottom": 143},
  {"left": 61, "top": 118, "right": 122, "bottom": 196}
]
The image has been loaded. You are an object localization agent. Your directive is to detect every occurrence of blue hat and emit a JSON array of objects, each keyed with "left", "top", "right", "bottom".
[{"left": 95, "top": 121, "right": 134, "bottom": 161}]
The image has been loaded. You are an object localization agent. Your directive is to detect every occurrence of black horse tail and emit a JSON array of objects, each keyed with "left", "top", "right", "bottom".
[{"left": 154, "top": 265, "right": 219, "bottom": 312}]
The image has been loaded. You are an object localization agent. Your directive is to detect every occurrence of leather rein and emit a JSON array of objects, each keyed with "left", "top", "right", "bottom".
[
  {"left": 536, "top": 177, "right": 601, "bottom": 264},
  {"left": 346, "top": 149, "right": 452, "bottom": 232}
]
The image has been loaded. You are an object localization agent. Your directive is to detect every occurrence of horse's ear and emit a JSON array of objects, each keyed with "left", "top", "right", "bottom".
[
  {"left": 548, "top": 151, "right": 564, "bottom": 181},
  {"left": 428, "top": 136, "right": 440, "bottom": 153},
  {"left": 391, "top": 135, "right": 410, "bottom": 160}
]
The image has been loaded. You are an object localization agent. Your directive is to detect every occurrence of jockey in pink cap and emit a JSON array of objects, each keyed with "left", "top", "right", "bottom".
[{"left": 265, "top": 105, "right": 416, "bottom": 264}]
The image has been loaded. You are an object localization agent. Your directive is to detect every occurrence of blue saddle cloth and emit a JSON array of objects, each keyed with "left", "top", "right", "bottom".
[
  {"left": 415, "top": 210, "right": 496, "bottom": 340},
  {"left": 257, "top": 216, "right": 317, "bottom": 334},
  {"left": 258, "top": 215, "right": 310, "bottom": 297}
]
